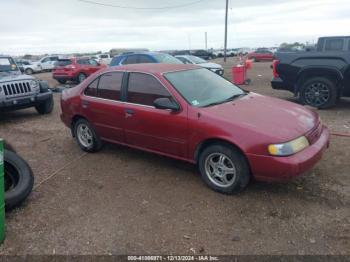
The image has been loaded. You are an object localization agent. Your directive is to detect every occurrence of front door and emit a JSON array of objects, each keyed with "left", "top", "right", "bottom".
[
  {"left": 81, "top": 72, "right": 125, "bottom": 143},
  {"left": 124, "top": 72, "right": 188, "bottom": 158}
]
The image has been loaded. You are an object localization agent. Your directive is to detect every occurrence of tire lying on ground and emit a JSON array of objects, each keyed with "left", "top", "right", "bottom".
[{"left": 4, "top": 149, "right": 34, "bottom": 211}]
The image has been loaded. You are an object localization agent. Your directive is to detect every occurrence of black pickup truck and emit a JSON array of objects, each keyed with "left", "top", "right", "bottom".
[{"left": 271, "top": 36, "right": 350, "bottom": 108}]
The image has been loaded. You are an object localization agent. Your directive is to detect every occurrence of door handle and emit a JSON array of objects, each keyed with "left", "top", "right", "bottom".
[
  {"left": 81, "top": 100, "right": 89, "bottom": 108},
  {"left": 125, "top": 108, "right": 134, "bottom": 118}
]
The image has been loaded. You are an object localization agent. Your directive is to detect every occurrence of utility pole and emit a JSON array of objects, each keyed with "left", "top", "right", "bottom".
[
  {"left": 224, "top": 0, "right": 229, "bottom": 62},
  {"left": 205, "top": 32, "right": 208, "bottom": 50}
]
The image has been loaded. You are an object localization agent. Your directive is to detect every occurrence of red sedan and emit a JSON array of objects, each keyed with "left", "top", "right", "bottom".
[
  {"left": 247, "top": 49, "right": 275, "bottom": 62},
  {"left": 53, "top": 57, "right": 106, "bottom": 84},
  {"left": 60, "top": 64, "right": 329, "bottom": 194}
]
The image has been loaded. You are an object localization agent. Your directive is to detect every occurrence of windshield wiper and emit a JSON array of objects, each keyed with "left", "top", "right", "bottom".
[{"left": 203, "top": 93, "right": 247, "bottom": 107}]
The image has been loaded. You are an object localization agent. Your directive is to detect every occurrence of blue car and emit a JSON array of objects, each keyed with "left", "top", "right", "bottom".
[{"left": 110, "top": 52, "right": 182, "bottom": 66}]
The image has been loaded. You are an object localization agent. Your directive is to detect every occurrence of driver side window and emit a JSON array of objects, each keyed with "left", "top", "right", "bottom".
[{"left": 127, "top": 73, "right": 172, "bottom": 106}]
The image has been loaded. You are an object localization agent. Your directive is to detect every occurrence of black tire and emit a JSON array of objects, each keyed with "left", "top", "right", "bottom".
[
  {"left": 4, "top": 150, "right": 34, "bottom": 211},
  {"left": 77, "top": 73, "right": 87, "bottom": 83},
  {"left": 299, "top": 77, "right": 337, "bottom": 109},
  {"left": 35, "top": 96, "right": 54, "bottom": 114},
  {"left": 251, "top": 57, "right": 257, "bottom": 62},
  {"left": 25, "top": 68, "right": 34, "bottom": 75},
  {"left": 198, "top": 143, "right": 250, "bottom": 194},
  {"left": 57, "top": 79, "right": 67, "bottom": 84},
  {"left": 73, "top": 118, "right": 103, "bottom": 152}
]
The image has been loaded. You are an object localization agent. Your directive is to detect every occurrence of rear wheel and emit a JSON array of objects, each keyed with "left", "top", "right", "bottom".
[
  {"left": 299, "top": 77, "right": 337, "bottom": 109},
  {"left": 74, "top": 119, "right": 103, "bottom": 152},
  {"left": 77, "top": 73, "right": 87, "bottom": 83},
  {"left": 198, "top": 143, "right": 250, "bottom": 194},
  {"left": 57, "top": 79, "right": 67, "bottom": 84}
]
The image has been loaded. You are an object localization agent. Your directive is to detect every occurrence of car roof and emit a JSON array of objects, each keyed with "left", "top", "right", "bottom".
[
  {"left": 108, "top": 63, "right": 200, "bottom": 74},
  {"left": 115, "top": 52, "right": 167, "bottom": 57}
]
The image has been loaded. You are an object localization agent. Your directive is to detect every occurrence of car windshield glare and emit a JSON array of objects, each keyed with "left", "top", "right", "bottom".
[
  {"left": 164, "top": 68, "right": 244, "bottom": 107},
  {"left": 152, "top": 53, "right": 182, "bottom": 64}
]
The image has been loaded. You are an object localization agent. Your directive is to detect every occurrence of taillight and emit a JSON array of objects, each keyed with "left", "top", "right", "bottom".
[
  {"left": 65, "top": 65, "right": 76, "bottom": 71},
  {"left": 272, "top": 59, "right": 280, "bottom": 78}
]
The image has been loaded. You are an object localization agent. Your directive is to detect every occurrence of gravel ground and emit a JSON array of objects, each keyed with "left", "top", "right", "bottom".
[{"left": 0, "top": 58, "right": 348, "bottom": 255}]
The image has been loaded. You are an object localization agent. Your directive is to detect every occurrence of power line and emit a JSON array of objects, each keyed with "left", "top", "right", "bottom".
[{"left": 77, "top": 0, "right": 206, "bottom": 10}]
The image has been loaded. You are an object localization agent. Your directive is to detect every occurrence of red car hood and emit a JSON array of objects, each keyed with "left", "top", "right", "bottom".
[{"left": 199, "top": 93, "right": 319, "bottom": 142}]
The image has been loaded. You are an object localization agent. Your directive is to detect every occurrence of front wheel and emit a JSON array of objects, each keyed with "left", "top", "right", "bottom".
[
  {"left": 198, "top": 144, "right": 250, "bottom": 194},
  {"left": 35, "top": 96, "right": 54, "bottom": 114},
  {"left": 299, "top": 77, "right": 337, "bottom": 109},
  {"left": 77, "top": 73, "right": 87, "bottom": 83},
  {"left": 74, "top": 119, "right": 103, "bottom": 152}
]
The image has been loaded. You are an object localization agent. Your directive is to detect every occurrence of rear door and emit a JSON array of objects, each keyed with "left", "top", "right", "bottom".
[
  {"left": 81, "top": 72, "right": 125, "bottom": 142},
  {"left": 123, "top": 72, "right": 188, "bottom": 157}
]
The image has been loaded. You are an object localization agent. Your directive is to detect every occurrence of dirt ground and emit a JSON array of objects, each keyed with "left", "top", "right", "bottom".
[{"left": 0, "top": 58, "right": 349, "bottom": 255}]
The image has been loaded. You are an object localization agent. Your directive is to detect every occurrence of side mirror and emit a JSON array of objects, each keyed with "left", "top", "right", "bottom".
[{"left": 154, "top": 98, "right": 180, "bottom": 111}]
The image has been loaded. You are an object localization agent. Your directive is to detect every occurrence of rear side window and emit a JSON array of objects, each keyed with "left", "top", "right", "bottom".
[
  {"left": 98, "top": 72, "right": 123, "bottom": 101},
  {"left": 325, "top": 39, "right": 344, "bottom": 51},
  {"left": 138, "top": 55, "right": 154, "bottom": 63},
  {"left": 85, "top": 77, "right": 99, "bottom": 97},
  {"left": 56, "top": 59, "right": 72, "bottom": 66},
  {"left": 123, "top": 55, "right": 138, "bottom": 65},
  {"left": 127, "top": 73, "right": 172, "bottom": 106}
]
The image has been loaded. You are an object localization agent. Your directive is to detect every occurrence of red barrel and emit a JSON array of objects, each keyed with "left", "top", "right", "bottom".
[{"left": 232, "top": 65, "right": 246, "bottom": 85}]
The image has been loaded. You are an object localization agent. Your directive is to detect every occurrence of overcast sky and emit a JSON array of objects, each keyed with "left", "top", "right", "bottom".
[{"left": 1, "top": 0, "right": 350, "bottom": 55}]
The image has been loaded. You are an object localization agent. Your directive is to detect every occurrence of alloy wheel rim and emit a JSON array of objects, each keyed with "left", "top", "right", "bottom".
[
  {"left": 204, "top": 153, "right": 237, "bottom": 188},
  {"left": 304, "top": 82, "right": 330, "bottom": 107},
  {"left": 77, "top": 124, "right": 93, "bottom": 147},
  {"left": 79, "top": 74, "right": 86, "bottom": 82}
]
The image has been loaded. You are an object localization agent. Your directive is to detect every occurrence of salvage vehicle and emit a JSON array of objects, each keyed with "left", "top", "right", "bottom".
[
  {"left": 15, "top": 59, "right": 42, "bottom": 75},
  {"left": 95, "top": 54, "right": 113, "bottom": 65},
  {"left": 33, "top": 55, "right": 60, "bottom": 71},
  {"left": 175, "top": 55, "right": 224, "bottom": 76},
  {"left": 53, "top": 57, "right": 106, "bottom": 84},
  {"left": 110, "top": 52, "right": 182, "bottom": 67},
  {"left": 3, "top": 142, "right": 34, "bottom": 210},
  {"left": 190, "top": 50, "right": 215, "bottom": 60},
  {"left": 247, "top": 48, "right": 275, "bottom": 62},
  {"left": 0, "top": 56, "right": 53, "bottom": 114},
  {"left": 271, "top": 36, "right": 350, "bottom": 108},
  {"left": 61, "top": 64, "right": 329, "bottom": 194}
]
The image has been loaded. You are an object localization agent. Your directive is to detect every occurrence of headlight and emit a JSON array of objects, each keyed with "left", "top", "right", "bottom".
[
  {"left": 268, "top": 136, "right": 309, "bottom": 156},
  {"left": 29, "top": 80, "right": 38, "bottom": 88}
]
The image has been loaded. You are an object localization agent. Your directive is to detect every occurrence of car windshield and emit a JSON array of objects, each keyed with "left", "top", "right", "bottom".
[
  {"left": 165, "top": 68, "right": 245, "bottom": 107},
  {"left": 0, "top": 57, "right": 19, "bottom": 72},
  {"left": 188, "top": 56, "right": 207, "bottom": 64},
  {"left": 152, "top": 53, "right": 182, "bottom": 64}
]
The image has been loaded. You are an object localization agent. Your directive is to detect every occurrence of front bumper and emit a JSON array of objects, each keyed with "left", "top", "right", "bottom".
[
  {"left": 0, "top": 91, "right": 52, "bottom": 111},
  {"left": 247, "top": 126, "right": 330, "bottom": 182}
]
